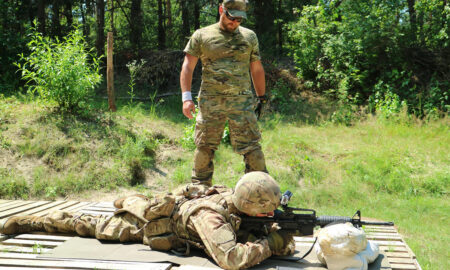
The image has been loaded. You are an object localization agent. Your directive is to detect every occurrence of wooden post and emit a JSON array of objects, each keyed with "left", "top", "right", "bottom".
[{"left": 107, "top": 31, "right": 116, "bottom": 112}]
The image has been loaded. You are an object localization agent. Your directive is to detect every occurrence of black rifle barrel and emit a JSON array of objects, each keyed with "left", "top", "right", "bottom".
[{"left": 317, "top": 215, "right": 394, "bottom": 227}]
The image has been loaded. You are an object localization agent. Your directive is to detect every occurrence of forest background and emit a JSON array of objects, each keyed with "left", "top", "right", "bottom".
[{"left": 0, "top": 0, "right": 448, "bottom": 269}]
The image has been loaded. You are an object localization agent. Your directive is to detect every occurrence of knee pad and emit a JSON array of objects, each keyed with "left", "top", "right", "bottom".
[
  {"left": 75, "top": 221, "right": 95, "bottom": 237},
  {"left": 194, "top": 147, "right": 214, "bottom": 169},
  {"left": 244, "top": 149, "right": 267, "bottom": 173}
]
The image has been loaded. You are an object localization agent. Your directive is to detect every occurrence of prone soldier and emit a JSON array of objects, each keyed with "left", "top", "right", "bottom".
[{"left": 0, "top": 172, "right": 294, "bottom": 270}]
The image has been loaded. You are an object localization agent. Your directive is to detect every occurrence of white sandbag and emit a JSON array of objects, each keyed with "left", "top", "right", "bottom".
[{"left": 315, "top": 222, "right": 379, "bottom": 270}]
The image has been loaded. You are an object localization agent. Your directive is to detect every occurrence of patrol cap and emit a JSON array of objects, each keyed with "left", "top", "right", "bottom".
[
  {"left": 223, "top": 0, "right": 248, "bottom": 19},
  {"left": 232, "top": 171, "right": 281, "bottom": 216}
]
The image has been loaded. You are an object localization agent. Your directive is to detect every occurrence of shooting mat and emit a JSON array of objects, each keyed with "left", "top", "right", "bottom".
[{"left": 39, "top": 237, "right": 390, "bottom": 269}]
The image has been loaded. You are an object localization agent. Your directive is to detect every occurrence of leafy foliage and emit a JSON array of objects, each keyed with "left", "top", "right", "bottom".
[
  {"left": 287, "top": 0, "right": 449, "bottom": 117},
  {"left": 16, "top": 23, "right": 101, "bottom": 111}
]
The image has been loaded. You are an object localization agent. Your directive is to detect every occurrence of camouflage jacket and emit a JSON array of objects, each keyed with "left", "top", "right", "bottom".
[
  {"left": 119, "top": 185, "right": 273, "bottom": 269},
  {"left": 173, "top": 186, "right": 272, "bottom": 269},
  {"left": 184, "top": 23, "right": 261, "bottom": 97}
]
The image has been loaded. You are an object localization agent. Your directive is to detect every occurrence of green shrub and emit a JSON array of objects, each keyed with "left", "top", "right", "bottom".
[
  {"left": 0, "top": 169, "right": 29, "bottom": 199},
  {"left": 287, "top": 1, "right": 449, "bottom": 116},
  {"left": 15, "top": 22, "right": 102, "bottom": 111},
  {"left": 370, "top": 89, "right": 408, "bottom": 120}
]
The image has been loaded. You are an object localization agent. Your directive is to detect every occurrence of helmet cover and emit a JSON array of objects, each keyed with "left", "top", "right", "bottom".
[{"left": 232, "top": 172, "right": 281, "bottom": 216}]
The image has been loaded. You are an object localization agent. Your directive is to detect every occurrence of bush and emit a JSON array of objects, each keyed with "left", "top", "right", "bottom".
[
  {"left": 16, "top": 22, "right": 102, "bottom": 111},
  {"left": 287, "top": 1, "right": 449, "bottom": 116},
  {"left": 369, "top": 89, "right": 408, "bottom": 120},
  {"left": 0, "top": 169, "right": 29, "bottom": 199}
]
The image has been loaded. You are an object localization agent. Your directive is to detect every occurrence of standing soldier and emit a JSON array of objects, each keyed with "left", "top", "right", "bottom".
[
  {"left": 0, "top": 172, "right": 295, "bottom": 270},
  {"left": 180, "top": 0, "right": 268, "bottom": 187}
]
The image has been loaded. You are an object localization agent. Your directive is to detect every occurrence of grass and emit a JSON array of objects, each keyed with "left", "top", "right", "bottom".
[{"left": 0, "top": 92, "right": 448, "bottom": 269}]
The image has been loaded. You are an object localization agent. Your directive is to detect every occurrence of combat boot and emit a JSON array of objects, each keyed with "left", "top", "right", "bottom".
[{"left": 0, "top": 216, "right": 44, "bottom": 235}]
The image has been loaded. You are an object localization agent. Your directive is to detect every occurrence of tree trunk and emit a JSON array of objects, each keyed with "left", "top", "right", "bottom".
[
  {"left": 96, "top": 0, "right": 105, "bottom": 57},
  {"left": 166, "top": 0, "right": 172, "bottom": 29},
  {"left": 37, "top": 0, "right": 46, "bottom": 34},
  {"left": 180, "top": 0, "right": 190, "bottom": 42},
  {"left": 80, "top": 1, "right": 87, "bottom": 36},
  {"left": 65, "top": 0, "right": 73, "bottom": 30},
  {"left": 19, "top": 0, "right": 35, "bottom": 27},
  {"left": 85, "top": 0, "right": 93, "bottom": 35},
  {"left": 52, "top": 0, "right": 62, "bottom": 39},
  {"left": 194, "top": 0, "right": 200, "bottom": 30},
  {"left": 107, "top": 32, "right": 116, "bottom": 112},
  {"left": 277, "top": 0, "right": 283, "bottom": 55},
  {"left": 253, "top": 0, "right": 276, "bottom": 53},
  {"left": 407, "top": 0, "right": 417, "bottom": 41},
  {"left": 157, "top": 0, "right": 166, "bottom": 49},
  {"left": 109, "top": 0, "right": 114, "bottom": 33},
  {"left": 130, "top": 0, "right": 143, "bottom": 51}
]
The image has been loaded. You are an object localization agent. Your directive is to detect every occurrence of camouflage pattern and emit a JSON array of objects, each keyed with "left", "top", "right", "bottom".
[
  {"left": 172, "top": 187, "right": 273, "bottom": 269},
  {"left": 223, "top": 0, "right": 248, "bottom": 18},
  {"left": 232, "top": 172, "right": 281, "bottom": 216},
  {"left": 184, "top": 20, "right": 266, "bottom": 186},
  {"left": 1, "top": 183, "right": 291, "bottom": 269},
  {"left": 184, "top": 23, "right": 260, "bottom": 96},
  {"left": 192, "top": 95, "right": 266, "bottom": 185}
]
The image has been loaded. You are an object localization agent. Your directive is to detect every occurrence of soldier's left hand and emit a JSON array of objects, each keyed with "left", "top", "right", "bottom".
[{"left": 255, "top": 95, "right": 268, "bottom": 120}]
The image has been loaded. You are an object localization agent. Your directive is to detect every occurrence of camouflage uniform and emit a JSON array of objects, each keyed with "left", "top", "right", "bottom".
[
  {"left": 184, "top": 22, "right": 267, "bottom": 186},
  {"left": 10, "top": 187, "right": 276, "bottom": 269}
]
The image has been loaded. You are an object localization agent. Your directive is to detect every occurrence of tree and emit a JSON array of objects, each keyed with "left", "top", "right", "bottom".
[
  {"left": 194, "top": 0, "right": 200, "bottom": 30},
  {"left": 180, "top": 0, "right": 190, "bottom": 43},
  {"left": 37, "top": 0, "right": 46, "bottom": 34},
  {"left": 96, "top": 0, "right": 105, "bottom": 57},
  {"left": 407, "top": 0, "right": 417, "bottom": 42},
  {"left": 64, "top": 0, "right": 73, "bottom": 31},
  {"left": 157, "top": 0, "right": 165, "bottom": 49},
  {"left": 51, "top": 0, "right": 62, "bottom": 39},
  {"left": 130, "top": 0, "right": 143, "bottom": 51},
  {"left": 253, "top": 0, "right": 276, "bottom": 54}
]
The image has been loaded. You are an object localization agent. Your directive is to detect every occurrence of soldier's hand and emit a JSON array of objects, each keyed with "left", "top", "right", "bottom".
[
  {"left": 267, "top": 230, "right": 295, "bottom": 256},
  {"left": 255, "top": 95, "right": 268, "bottom": 120},
  {"left": 183, "top": 100, "right": 196, "bottom": 119}
]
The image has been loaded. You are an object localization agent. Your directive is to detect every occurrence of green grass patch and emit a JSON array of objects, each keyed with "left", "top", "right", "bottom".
[{"left": 0, "top": 93, "right": 448, "bottom": 269}]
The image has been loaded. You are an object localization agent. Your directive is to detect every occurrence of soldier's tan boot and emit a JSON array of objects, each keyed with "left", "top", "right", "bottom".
[{"left": 0, "top": 216, "right": 44, "bottom": 235}]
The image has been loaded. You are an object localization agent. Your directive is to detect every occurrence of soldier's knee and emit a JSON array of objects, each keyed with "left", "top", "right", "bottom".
[
  {"left": 74, "top": 216, "right": 97, "bottom": 237},
  {"left": 75, "top": 222, "right": 94, "bottom": 237},
  {"left": 244, "top": 149, "right": 267, "bottom": 173},
  {"left": 194, "top": 147, "right": 214, "bottom": 169}
]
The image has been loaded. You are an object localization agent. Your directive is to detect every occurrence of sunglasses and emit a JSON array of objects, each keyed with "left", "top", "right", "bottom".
[{"left": 224, "top": 9, "right": 244, "bottom": 23}]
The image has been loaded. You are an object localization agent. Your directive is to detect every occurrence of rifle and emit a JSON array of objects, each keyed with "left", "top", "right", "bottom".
[
  {"left": 240, "top": 191, "right": 394, "bottom": 260},
  {"left": 240, "top": 190, "right": 394, "bottom": 235}
]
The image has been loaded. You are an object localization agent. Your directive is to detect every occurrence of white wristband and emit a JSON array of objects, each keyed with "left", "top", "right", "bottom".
[{"left": 182, "top": 91, "right": 193, "bottom": 102}]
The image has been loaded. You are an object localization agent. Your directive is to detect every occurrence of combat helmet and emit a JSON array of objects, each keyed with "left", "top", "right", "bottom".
[{"left": 232, "top": 171, "right": 281, "bottom": 216}]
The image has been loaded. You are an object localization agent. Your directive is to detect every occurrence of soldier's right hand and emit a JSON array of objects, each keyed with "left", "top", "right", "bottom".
[{"left": 183, "top": 100, "right": 196, "bottom": 119}]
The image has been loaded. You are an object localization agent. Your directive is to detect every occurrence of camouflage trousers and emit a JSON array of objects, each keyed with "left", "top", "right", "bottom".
[
  {"left": 192, "top": 95, "right": 267, "bottom": 185},
  {"left": 41, "top": 195, "right": 182, "bottom": 251},
  {"left": 43, "top": 211, "right": 144, "bottom": 242}
]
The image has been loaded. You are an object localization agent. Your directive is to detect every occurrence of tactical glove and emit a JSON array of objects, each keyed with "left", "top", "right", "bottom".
[
  {"left": 267, "top": 230, "right": 295, "bottom": 256},
  {"left": 255, "top": 95, "right": 268, "bottom": 120}
]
